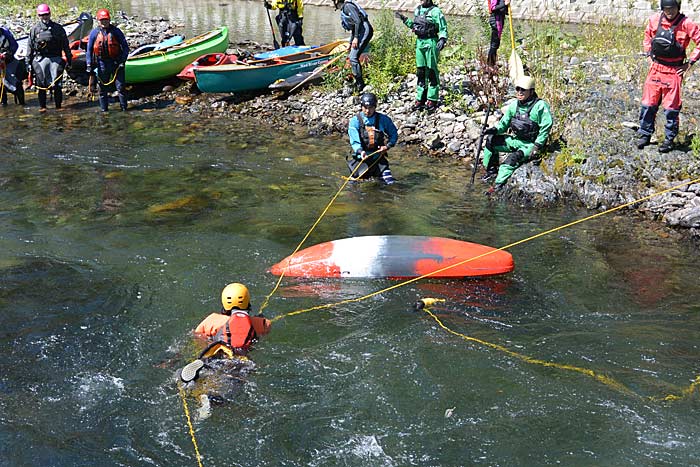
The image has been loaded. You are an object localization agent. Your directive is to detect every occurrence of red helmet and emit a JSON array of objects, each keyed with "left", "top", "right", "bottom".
[{"left": 96, "top": 9, "right": 111, "bottom": 20}]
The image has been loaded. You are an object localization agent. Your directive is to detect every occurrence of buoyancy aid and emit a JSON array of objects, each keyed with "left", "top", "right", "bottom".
[
  {"left": 357, "top": 112, "right": 387, "bottom": 152},
  {"left": 33, "top": 22, "right": 63, "bottom": 57},
  {"left": 651, "top": 14, "right": 686, "bottom": 65},
  {"left": 0, "top": 29, "right": 10, "bottom": 56},
  {"left": 340, "top": 0, "right": 369, "bottom": 31},
  {"left": 214, "top": 311, "right": 257, "bottom": 349},
  {"left": 510, "top": 98, "right": 541, "bottom": 142},
  {"left": 93, "top": 29, "right": 121, "bottom": 60},
  {"left": 412, "top": 7, "right": 439, "bottom": 39}
]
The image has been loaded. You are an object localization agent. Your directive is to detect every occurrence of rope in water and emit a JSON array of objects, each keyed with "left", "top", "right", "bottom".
[
  {"left": 258, "top": 148, "right": 385, "bottom": 314},
  {"left": 178, "top": 383, "right": 205, "bottom": 467},
  {"left": 270, "top": 176, "right": 700, "bottom": 400}
]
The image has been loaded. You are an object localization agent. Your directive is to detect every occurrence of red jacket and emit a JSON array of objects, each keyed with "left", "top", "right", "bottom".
[{"left": 644, "top": 12, "right": 700, "bottom": 65}]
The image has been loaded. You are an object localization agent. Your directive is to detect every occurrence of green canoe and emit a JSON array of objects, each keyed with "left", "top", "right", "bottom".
[
  {"left": 194, "top": 40, "right": 348, "bottom": 93},
  {"left": 125, "top": 27, "right": 229, "bottom": 84}
]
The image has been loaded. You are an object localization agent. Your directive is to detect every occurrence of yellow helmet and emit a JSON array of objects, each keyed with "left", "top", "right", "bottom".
[
  {"left": 514, "top": 75, "right": 536, "bottom": 91},
  {"left": 221, "top": 283, "right": 250, "bottom": 311}
]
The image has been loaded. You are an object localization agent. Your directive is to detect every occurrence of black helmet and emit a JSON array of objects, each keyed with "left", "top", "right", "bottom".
[
  {"left": 660, "top": 0, "right": 680, "bottom": 8},
  {"left": 360, "top": 92, "right": 377, "bottom": 107}
]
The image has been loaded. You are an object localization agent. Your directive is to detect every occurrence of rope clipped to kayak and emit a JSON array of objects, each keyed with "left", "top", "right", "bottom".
[
  {"left": 258, "top": 147, "right": 385, "bottom": 314},
  {"left": 271, "top": 176, "right": 700, "bottom": 400},
  {"left": 178, "top": 383, "right": 205, "bottom": 467}
]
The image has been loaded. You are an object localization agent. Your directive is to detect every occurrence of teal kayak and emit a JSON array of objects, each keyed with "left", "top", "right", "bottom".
[
  {"left": 194, "top": 40, "right": 347, "bottom": 93},
  {"left": 125, "top": 27, "right": 229, "bottom": 84}
]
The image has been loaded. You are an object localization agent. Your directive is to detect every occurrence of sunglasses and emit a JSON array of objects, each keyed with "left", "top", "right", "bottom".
[
  {"left": 39, "top": 13, "right": 50, "bottom": 17},
  {"left": 515, "top": 87, "right": 529, "bottom": 92}
]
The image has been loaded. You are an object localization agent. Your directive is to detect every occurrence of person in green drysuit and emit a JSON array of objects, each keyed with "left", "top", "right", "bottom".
[
  {"left": 481, "top": 75, "right": 553, "bottom": 190},
  {"left": 395, "top": 0, "right": 447, "bottom": 112}
]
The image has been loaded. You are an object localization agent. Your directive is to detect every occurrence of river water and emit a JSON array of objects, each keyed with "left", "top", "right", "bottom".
[{"left": 1, "top": 2, "right": 700, "bottom": 466}]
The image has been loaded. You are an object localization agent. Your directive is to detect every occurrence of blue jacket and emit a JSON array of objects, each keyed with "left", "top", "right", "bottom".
[
  {"left": 348, "top": 111, "right": 398, "bottom": 156},
  {"left": 86, "top": 25, "right": 129, "bottom": 68},
  {"left": 0, "top": 27, "right": 19, "bottom": 58}
]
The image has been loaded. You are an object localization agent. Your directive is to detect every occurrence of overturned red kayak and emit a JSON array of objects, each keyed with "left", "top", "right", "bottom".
[{"left": 269, "top": 235, "right": 514, "bottom": 279}]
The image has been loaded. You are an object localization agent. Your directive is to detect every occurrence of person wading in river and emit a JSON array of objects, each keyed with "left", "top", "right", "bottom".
[
  {"left": 346, "top": 92, "right": 398, "bottom": 184},
  {"left": 635, "top": 0, "right": 700, "bottom": 153},
  {"left": 334, "top": 0, "right": 373, "bottom": 92},
  {"left": 264, "top": 0, "right": 305, "bottom": 47},
  {"left": 395, "top": 0, "right": 448, "bottom": 112},
  {"left": 86, "top": 9, "right": 129, "bottom": 112},
  {"left": 0, "top": 26, "right": 26, "bottom": 106},
  {"left": 481, "top": 75, "right": 553, "bottom": 192},
  {"left": 26, "top": 3, "right": 72, "bottom": 112}
]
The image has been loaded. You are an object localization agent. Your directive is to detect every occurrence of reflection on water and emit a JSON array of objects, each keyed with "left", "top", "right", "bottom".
[
  {"left": 118, "top": 0, "right": 349, "bottom": 45},
  {"left": 2, "top": 103, "right": 700, "bottom": 465}
]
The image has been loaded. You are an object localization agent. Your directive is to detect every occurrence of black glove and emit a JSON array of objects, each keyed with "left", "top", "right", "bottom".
[
  {"left": 394, "top": 11, "right": 408, "bottom": 22},
  {"left": 65, "top": 62, "right": 72, "bottom": 71},
  {"left": 484, "top": 126, "right": 498, "bottom": 135},
  {"left": 256, "top": 313, "right": 266, "bottom": 319},
  {"left": 264, "top": 1, "right": 273, "bottom": 9},
  {"left": 436, "top": 37, "right": 446, "bottom": 52},
  {"left": 86, "top": 65, "right": 92, "bottom": 73},
  {"left": 298, "top": 18, "right": 303, "bottom": 27},
  {"left": 119, "top": 62, "right": 125, "bottom": 69}
]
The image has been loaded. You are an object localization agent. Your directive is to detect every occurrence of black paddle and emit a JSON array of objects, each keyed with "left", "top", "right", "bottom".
[
  {"left": 471, "top": 104, "right": 491, "bottom": 184},
  {"left": 265, "top": 2, "right": 281, "bottom": 49}
]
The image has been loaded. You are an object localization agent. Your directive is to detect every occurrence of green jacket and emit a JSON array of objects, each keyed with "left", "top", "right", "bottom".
[
  {"left": 403, "top": 5, "right": 448, "bottom": 41},
  {"left": 496, "top": 96, "right": 553, "bottom": 148}
]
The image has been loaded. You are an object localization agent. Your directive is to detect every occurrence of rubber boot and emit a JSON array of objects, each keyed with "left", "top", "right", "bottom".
[
  {"left": 118, "top": 93, "right": 128, "bottom": 111},
  {"left": 98, "top": 95, "right": 109, "bottom": 112},
  {"left": 54, "top": 87, "right": 62, "bottom": 109},
  {"left": 38, "top": 89, "right": 47, "bottom": 110}
]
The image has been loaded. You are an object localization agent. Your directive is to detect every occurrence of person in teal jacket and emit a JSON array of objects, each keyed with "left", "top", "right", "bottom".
[
  {"left": 395, "top": 0, "right": 448, "bottom": 112},
  {"left": 347, "top": 92, "right": 398, "bottom": 184},
  {"left": 482, "top": 75, "right": 553, "bottom": 189}
]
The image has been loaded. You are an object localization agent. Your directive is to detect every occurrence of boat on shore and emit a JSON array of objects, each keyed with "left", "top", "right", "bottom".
[
  {"left": 194, "top": 39, "right": 347, "bottom": 93},
  {"left": 125, "top": 26, "right": 229, "bottom": 84}
]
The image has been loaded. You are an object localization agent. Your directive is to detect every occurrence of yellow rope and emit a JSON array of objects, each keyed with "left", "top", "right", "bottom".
[
  {"left": 178, "top": 383, "right": 205, "bottom": 467},
  {"left": 0, "top": 69, "right": 5, "bottom": 103},
  {"left": 259, "top": 147, "right": 384, "bottom": 313},
  {"left": 96, "top": 66, "right": 120, "bottom": 86},
  {"left": 33, "top": 70, "right": 65, "bottom": 91},
  {"left": 420, "top": 305, "right": 700, "bottom": 402}
]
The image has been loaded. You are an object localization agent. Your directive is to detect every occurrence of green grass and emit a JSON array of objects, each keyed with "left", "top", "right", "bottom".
[{"left": 0, "top": 0, "right": 116, "bottom": 20}]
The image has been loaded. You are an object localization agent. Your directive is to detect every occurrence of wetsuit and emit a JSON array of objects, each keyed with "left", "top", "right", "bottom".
[
  {"left": 340, "top": 0, "right": 373, "bottom": 90},
  {"left": 86, "top": 24, "right": 129, "bottom": 111},
  {"left": 269, "top": 0, "right": 305, "bottom": 46},
  {"left": 26, "top": 19, "right": 72, "bottom": 109},
  {"left": 399, "top": 1, "right": 448, "bottom": 105},
  {"left": 347, "top": 110, "right": 398, "bottom": 184},
  {"left": 638, "top": 12, "right": 700, "bottom": 144},
  {"left": 482, "top": 94, "right": 553, "bottom": 186},
  {"left": 0, "top": 26, "right": 25, "bottom": 105}
]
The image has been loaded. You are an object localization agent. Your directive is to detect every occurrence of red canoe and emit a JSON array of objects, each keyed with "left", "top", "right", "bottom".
[
  {"left": 177, "top": 53, "right": 238, "bottom": 80},
  {"left": 269, "top": 235, "right": 514, "bottom": 279}
]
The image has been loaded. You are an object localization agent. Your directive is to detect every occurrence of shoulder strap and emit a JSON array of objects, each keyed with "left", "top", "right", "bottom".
[{"left": 356, "top": 112, "right": 365, "bottom": 130}]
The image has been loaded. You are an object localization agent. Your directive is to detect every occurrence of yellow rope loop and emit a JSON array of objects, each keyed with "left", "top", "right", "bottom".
[
  {"left": 259, "top": 148, "right": 384, "bottom": 314},
  {"left": 33, "top": 70, "right": 65, "bottom": 91},
  {"left": 96, "top": 66, "right": 121, "bottom": 86},
  {"left": 178, "top": 383, "right": 205, "bottom": 467}
]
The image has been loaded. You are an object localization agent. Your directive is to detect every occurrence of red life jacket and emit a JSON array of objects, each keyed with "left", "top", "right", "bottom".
[
  {"left": 93, "top": 29, "right": 121, "bottom": 60},
  {"left": 214, "top": 311, "right": 257, "bottom": 349}
]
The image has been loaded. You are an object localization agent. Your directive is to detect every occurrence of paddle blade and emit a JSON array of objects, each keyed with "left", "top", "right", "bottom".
[{"left": 509, "top": 49, "right": 524, "bottom": 83}]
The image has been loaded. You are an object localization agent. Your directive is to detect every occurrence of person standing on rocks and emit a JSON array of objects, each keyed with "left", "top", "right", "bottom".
[
  {"left": 86, "top": 9, "right": 129, "bottom": 112},
  {"left": 481, "top": 75, "right": 552, "bottom": 191},
  {"left": 636, "top": 0, "right": 700, "bottom": 153},
  {"left": 395, "top": 0, "right": 448, "bottom": 112},
  {"left": 0, "top": 25, "right": 26, "bottom": 106},
  {"left": 346, "top": 92, "right": 398, "bottom": 184},
  {"left": 334, "top": 0, "right": 373, "bottom": 92},
  {"left": 26, "top": 3, "right": 72, "bottom": 112},
  {"left": 265, "top": 0, "right": 305, "bottom": 47},
  {"left": 487, "top": 0, "right": 509, "bottom": 67}
]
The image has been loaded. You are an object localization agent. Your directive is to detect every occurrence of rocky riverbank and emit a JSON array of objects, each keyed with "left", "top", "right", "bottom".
[{"left": 4, "top": 11, "right": 700, "bottom": 242}]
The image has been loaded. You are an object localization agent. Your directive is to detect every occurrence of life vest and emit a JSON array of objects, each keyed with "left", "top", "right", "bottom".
[
  {"left": 509, "top": 98, "right": 541, "bottom": 142},
  {"left": 357, "top": 112, "right": 387, "bottom": 152},
  {"left": 651, "top": 13, "right": 686, "bottom": 65},
  {"left": 0, "top": 28, "right": 11, "bottom": 56},
  {"left": 33, "top": 22, "right": 63, "bottom": 57},
  {"left": 213, "top": 311, "right": 257, "bottom": 350},
  {"left": 93, "top": 29, "right": 121, "bottom": 60},
  {"left": 340, "top": 0, "right": 369, "bottom": 31},
  {"left": 412, "top": 6, "right": 439, "bottom": 39}
]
